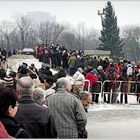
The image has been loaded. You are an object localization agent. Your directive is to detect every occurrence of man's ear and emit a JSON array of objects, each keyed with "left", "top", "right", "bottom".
[
  {"left": 7, "top": 105, "right": 13, "bottom": 115},
  {"left": 16, "top": 90, "right": 21, "bottom": 99}
]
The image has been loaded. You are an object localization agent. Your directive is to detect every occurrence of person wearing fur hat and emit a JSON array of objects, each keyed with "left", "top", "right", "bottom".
[
  {"left": 73, "top": 68, "right": 85, "bottom": 91},
  {"left": 97, "top": 65, "right": 106, "bottom": 82}
]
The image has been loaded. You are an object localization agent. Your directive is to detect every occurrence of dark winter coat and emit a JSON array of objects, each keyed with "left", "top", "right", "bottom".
[
  {"left": 14, "top": 96, "right": 57, "bottom": 138},
  {"left": 62, "top": 52, "right": 69, "bottom": 69}
]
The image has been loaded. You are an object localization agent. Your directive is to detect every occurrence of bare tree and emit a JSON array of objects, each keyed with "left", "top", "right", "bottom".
[
  {"left": 61, "top": 31, "right": 76, "bottom": 50},
  {"left": 85, "top": 28, "right": 100, "bottom": 50},
  {"left": 15, "top": 14, "right": 32, "bottom": 49},
  {"left": 51, "top": 22, "right": 65, "bottom": 44},
  {"left": 0, "top": 21, "right": 15, "bottom": 51},
  {"left": 26, "top": 28, "right": 38, "bottom": 50},
  {"left": 10, "top": 28, "right": 21, "bottom": 50},
  {"left": 122, "top": 26, "right": 140, "bottom": 61},
  {"left": 75, "top": 22, "right": 86, "bottom": 50},
  {"left": 37, "top": 21, "right": 65, "bottom": 45},
  {"left": 37, "top": 21, "right": 50, "bottom": 44}
]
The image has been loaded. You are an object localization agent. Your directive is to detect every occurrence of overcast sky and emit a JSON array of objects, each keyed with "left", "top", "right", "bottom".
[{"left": 0, "top": 1, "right": 140, "bottom": 30}]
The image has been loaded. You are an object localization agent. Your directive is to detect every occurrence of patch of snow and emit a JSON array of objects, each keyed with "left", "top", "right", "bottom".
[
  {"left": 88, "top": 95, "right": 139, "bottom": 112},
  {"left": 7, "top": 55, "right": 58, "bottom": 74},
  {"left": 8, "top": 54, "right": 74, "bottom": 83}
]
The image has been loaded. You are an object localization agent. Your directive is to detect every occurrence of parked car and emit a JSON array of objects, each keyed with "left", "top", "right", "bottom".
[{"left": 21, "top": 48, "right": 34, "bottom": 55}]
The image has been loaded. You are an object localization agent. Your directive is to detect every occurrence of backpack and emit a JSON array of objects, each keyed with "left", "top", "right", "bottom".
[
  {"left": 127, "top": 66, "right": 133, "bottom": 76},
  {"left": 15, "top": 128, "right": 24, "bottom": 138},
  {"left": 14, "top": 128, "right": 31, "bottom": 138}
]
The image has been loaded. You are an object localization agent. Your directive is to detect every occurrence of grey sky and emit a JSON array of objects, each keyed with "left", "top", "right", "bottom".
[{"left": 0, "top": 1, "right": 140, "bottom": 30}]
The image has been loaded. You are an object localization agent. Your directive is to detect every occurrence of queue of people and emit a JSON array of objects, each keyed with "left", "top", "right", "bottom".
[{"left": 0, "top": 60, "right": 90, "bottom": 138}]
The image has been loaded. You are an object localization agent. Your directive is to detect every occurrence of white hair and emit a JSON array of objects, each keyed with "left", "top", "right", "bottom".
[
  {"left": 16, "top": 77, "right": 35, "bottom": 96},
  {"left": 33, "top": 88, "right": 45, "bottom": 105},
  {"left": 56, "top": 77, "right": 71, "bottom": 89}
]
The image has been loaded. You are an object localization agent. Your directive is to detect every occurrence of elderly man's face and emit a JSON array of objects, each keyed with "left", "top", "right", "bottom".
[{"left": 81, "top": 96, "right": 92, "bottom": 107}]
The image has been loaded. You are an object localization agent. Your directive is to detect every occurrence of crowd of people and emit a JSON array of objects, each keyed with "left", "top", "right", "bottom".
[
  {"left": 0, "top": 51, "right": 91, "bottom": 138},
  {"left": 36, "top": 43, "right": 140, "bottom": 104},
  {"left": 0, "top": 44, "right": 140, "bottom": 138},
  {"left": 36, "top": 43, "right": 84, "bottom": 75}
]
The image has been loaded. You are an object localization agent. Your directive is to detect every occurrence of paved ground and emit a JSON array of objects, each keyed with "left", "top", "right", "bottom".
[{"left": 87, "top": 104, "right": 140, "bottom": 139}]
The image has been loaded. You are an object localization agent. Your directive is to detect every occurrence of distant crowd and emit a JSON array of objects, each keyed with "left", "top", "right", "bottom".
[{"left": 36, "top": 43, "right": 85, "bottom": 75}]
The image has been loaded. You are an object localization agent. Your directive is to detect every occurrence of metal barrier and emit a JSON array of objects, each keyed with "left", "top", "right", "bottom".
[
  {"left": 91, "top": 81, "right": 103, "bottom": 103},
  {"left": 102, "top": 80, "right": 116, "bottom": 103},
  {"left": 102, "top": 80, "right": 140, "bottom": 104},
  {"left": 82, "top": 79, "right": 90, "bottom": 92},
  {"left": 81, "top": 80, "right": 103, "bottom": 103},
  {"left": 76, "top": 79, "right": 140, "bottom": 104}
]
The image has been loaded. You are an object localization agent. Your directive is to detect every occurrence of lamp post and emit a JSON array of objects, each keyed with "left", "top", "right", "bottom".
[{"left": 98, "top": 8, "right": 105, "bottom": 28}]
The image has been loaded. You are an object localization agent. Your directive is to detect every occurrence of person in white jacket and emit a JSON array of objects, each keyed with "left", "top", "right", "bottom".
[{"left": 73, "top": 68, "right": 85, "bottom": 91}]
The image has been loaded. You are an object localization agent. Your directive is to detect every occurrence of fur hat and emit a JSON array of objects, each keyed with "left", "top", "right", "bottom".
[
  {"left": 97, "top": 65, "right": 103, "bottom": 70},
  {"left": 77, "top": 68, "right": 84, "bottom": 73}
]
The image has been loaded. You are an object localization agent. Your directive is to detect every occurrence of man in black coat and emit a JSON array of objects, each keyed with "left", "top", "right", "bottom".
[{"left": 14, "top": 77, "right": 57, "bottom": 138}]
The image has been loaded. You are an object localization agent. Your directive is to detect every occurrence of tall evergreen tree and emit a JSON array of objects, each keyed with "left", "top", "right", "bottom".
[{"left": 98, "top": 1, "right": 124, "bottom": 59}]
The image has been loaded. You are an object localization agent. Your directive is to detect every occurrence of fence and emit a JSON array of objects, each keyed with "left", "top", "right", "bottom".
[{"left": 80, "top": 80, "right": 140, "bottom": 104}]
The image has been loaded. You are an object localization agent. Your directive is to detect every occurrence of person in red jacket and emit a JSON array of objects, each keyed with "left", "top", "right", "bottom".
[
  {"left": 84, "top": 69, "right": 99, "bottom": 103},
  {"left": 37, "top": 44, "right": 43, "bottom": 62}
]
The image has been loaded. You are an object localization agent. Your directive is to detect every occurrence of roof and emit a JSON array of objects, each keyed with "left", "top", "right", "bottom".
[{"left": 84, "top": 50, "right": 111, "bottom": 56}]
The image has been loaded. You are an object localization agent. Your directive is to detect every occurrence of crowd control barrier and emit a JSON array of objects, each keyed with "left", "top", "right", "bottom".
[
  {"left": 82, "top": 79, "right": 90, "bottom": 92},
  {"left": 102, "top": 80, "right": 140, "bottom": 103},
  {"left": 75, "top": 79, "right": 140, "bottom": 104},
  {"left": 91, "top": 81, "right": 103, "bottom": 103}
]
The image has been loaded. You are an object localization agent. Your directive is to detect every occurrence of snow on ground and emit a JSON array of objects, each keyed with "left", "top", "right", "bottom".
[
  {"left": 88, "top": 101, "right": 140, "bottom": 112},
  {"left": 8, "top": 54, "right": 57, "bottom": 74},
  {"left": 7, "top": 54, "right": 74, "bottom": 83},
  {"left": 88, "top": 94, "right": 139, "bottom": 112}
]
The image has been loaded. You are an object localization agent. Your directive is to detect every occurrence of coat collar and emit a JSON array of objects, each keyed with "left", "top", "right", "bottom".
[
  {"left": 56, "top": 88, "right": 70, "bottom": 94},
  {"left": 18, "top": 96, "right": 34, "bottom": 104},
  {"left": 1, "top": 116, "right": 20, "bottom": 128}
]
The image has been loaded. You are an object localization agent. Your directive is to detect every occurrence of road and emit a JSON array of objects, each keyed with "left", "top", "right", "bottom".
[{"left": 87, "top": 104, "right": 140, "bottom": 139}]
